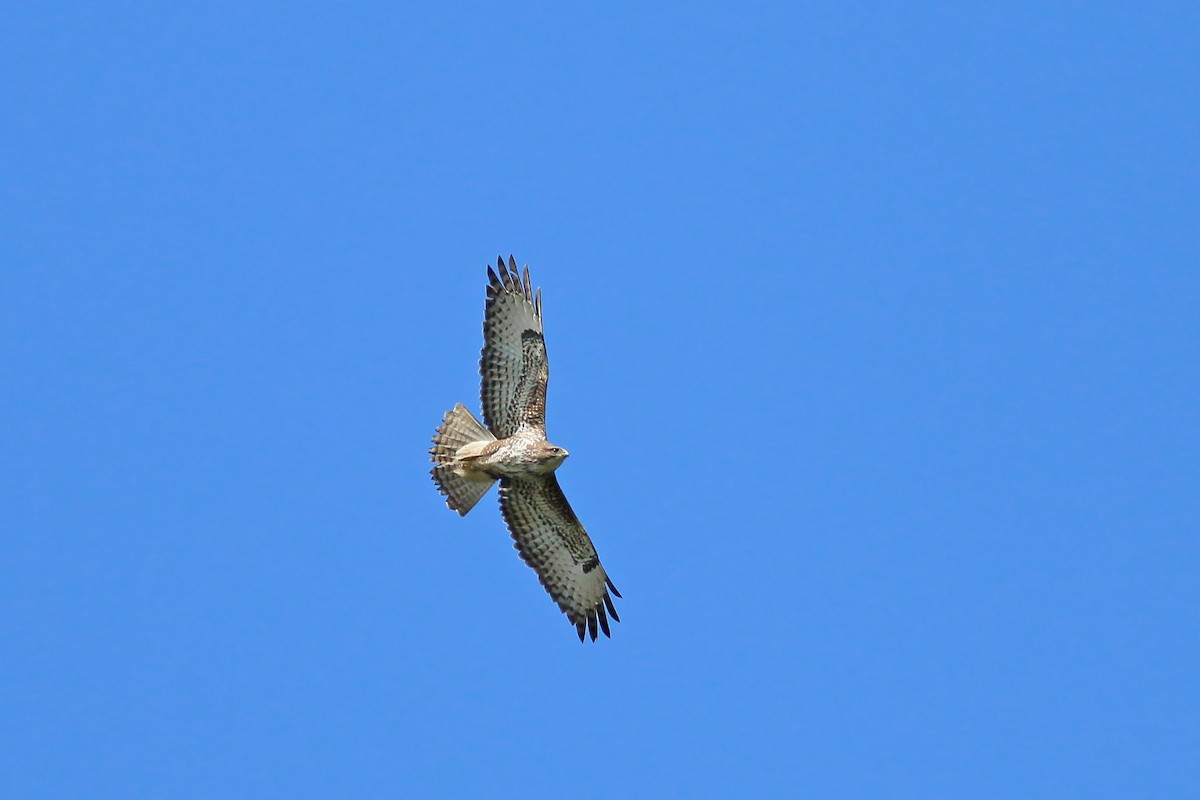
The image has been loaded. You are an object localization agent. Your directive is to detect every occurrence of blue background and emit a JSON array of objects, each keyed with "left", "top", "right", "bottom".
[{"left": 3, "top": 2, "right": 1197, "bottom": 797}]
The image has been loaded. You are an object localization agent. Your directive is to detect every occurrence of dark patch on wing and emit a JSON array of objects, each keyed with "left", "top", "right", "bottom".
[{"left": 516, "top": 329, "right": 548, "bottom": 431}]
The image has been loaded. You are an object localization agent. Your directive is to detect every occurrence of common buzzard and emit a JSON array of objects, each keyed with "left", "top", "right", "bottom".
[{"left": 430, "top": 256, "right": 621, "bottom": 642}]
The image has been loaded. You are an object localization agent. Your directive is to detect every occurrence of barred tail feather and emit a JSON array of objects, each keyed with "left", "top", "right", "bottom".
[{"left": 430, "top": 403, "right": 497, "bottom": 515}]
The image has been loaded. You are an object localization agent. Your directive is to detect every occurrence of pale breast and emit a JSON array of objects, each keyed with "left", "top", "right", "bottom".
[{"left": 477, "top": 431, "right": 558, "bottom": 477}]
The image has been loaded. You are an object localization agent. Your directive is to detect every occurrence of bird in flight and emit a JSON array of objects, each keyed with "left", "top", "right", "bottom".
[{"left": 430, "top": 256, "right": 621, "bottom": 642}]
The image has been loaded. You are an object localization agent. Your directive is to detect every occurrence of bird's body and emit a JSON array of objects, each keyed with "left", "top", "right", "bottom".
[
  {"left": 458, "top": 432, "right": 567, "bottom": 478},
  {"left": 429, "top": 257, "right": 621, "bottom": 642}
]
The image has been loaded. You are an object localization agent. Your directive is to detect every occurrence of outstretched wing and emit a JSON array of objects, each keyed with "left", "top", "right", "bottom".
[
  {"left": 481, "top": 256, "right": 547, "bottom": 439},
  {"left": 498, "top": 475, "right": 621, "bottom": 642}
]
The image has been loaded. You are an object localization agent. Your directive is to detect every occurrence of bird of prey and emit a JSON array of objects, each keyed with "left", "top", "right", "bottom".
[{"left": 430, "top": 256, "right": 621, "bottom": 642}]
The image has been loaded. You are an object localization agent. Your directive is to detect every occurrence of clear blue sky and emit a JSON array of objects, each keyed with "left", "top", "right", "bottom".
[{"left": 3, "top": 2, "right": 1197, "bottom": 797}]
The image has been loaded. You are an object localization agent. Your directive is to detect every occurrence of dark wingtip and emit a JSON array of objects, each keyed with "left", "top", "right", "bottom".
[
  {"left": 587, "top": 612, "right": 598, "bottom": 642},
  {"left": 603, "top": 592, "right": 620, "bottom": 623},
  {"left": 493, "top": 255, "right": 516, "bottom": 290},
  {"left": 576, "top": 621, "right": 586, "bottom": 642},
  {"left": 606, "top": 576, "right": 622, "bottom": 598},
  {"left": 598, "top": 606, "right": 611, "bottom": 638}
]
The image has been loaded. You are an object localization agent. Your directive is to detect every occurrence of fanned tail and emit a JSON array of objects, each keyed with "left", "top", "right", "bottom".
[{"left": 430, "top": 403, "right": 497, "bottom": 515}]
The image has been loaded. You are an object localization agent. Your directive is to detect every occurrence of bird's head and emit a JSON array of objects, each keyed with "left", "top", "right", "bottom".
[{"left": 535, "top": 442, "right": 570, "bottom": 472}]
